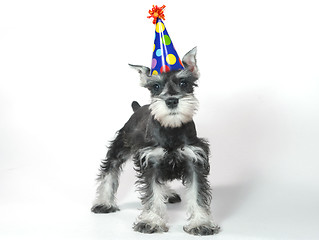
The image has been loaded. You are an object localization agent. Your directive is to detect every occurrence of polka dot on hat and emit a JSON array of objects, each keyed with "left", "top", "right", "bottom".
[
  {"left": 155, "top": 22, "right": 165, "bottom": 33},
  {"left": 166, "top": 54, "right": 176, "bottom": 65},
  {"left": 160, "top": 65, "right": 170, "bottom": 73},
  {"left": 156, "top": 49, "right": 162, "bottom": 57}
]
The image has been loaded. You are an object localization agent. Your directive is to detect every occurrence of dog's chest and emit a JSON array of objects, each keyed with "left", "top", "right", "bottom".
[
  {"left": 148, "top": 121, "right": 198, "bottom": 150},
  {"left": 137, "top": 145, "right": 192, "bottom": 181},
  {"left": 139, "top": 122, "right": 200, "bottom": 181},
  {"left": 157, "top": 150, "right": 188, "bottom": 181}
]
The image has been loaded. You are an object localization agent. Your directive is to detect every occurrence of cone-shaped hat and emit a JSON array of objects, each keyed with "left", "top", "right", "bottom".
[{"left": 148, "top": 5, "right": 184, "bottom": 75}]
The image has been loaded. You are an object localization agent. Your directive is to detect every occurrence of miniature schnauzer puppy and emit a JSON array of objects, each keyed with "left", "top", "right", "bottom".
[{"left": 91, "top": 47, "right": 220, "bottom": 235}]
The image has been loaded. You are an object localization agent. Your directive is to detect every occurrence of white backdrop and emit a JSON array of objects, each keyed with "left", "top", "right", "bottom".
[{"left": 1, "top": 1, "right": 319, "bottom": 239}]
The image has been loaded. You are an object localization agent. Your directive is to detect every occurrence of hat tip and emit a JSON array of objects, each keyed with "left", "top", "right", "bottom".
[{"left": 147, "top": 5, "right": 166, "bottom": 24}]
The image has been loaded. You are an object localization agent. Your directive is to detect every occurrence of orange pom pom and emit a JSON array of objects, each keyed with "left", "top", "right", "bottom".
[{"left": 147, "top": 5, "right": 166, "bottom": 24}]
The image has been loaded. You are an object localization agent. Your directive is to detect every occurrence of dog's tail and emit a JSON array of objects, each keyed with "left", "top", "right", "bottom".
[{"left": 131, "top": 101, "right": 141, "bottom": 112}]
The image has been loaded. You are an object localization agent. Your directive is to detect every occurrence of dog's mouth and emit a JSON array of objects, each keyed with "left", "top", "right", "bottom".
[
  {"left": 166, "top": 103, "right": 180, "bottom": 115},
  {"left": 149, "top": 95, "right": 198, "bottom": 128},
  {"left": 168, "top": 110, "right": 179, "bottom": 116}
]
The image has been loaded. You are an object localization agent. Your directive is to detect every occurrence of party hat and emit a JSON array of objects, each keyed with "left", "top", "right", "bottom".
[{"left": 148, "top": 5, "right": 184, "bottom": 75}]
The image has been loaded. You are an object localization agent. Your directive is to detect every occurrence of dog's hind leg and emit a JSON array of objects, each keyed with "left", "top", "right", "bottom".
[
  {"left": 91, "top": 132, "right": 130, "bottom": 214},
  {"left": 163, "top": 183, "right": 181, "bottom": 204}
]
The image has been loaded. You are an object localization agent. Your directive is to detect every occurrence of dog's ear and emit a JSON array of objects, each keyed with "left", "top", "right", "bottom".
[
  {"left": 129, "top": 64, "right": 151, "bottom": 87},
  {"left": 182, "top": 47, "right": 199, "bottom": 78}
]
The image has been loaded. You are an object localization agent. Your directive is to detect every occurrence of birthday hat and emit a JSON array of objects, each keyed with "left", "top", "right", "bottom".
[{"left": 148, "top": 5, "right": 184, "bottom": 75}]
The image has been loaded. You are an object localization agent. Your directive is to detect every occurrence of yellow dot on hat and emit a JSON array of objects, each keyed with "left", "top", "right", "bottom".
[
  {"left": 155, "top": 22, "right": 165, "bottom": 33},
  {"left": 152, "top": 70, "right": 158, "bottom": 75},
  {"left": 166, "top": 54, "right": 176, "bottom": 65},
  {"left": 153, "top": 44, "right": 155, "bottom": 52}
]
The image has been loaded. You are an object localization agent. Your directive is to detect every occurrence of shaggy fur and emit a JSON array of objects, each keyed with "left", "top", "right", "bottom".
[{"left": 91, "top": 47, "right": 220, "bottom": 235}]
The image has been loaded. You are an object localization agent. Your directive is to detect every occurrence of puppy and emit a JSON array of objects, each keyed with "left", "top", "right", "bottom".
[{"left": 91, "top": 47, "right": 219, "bottom": 235}]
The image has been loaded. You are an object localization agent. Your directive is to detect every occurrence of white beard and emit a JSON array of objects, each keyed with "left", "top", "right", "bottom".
[{"left": 149, "top": 94, "right": 199, "bottom": 128}]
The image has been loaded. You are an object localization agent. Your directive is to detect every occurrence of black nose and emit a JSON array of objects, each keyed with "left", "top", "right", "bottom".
[{"left": 165, "top": 98, "right": 179, "bottom": 109}]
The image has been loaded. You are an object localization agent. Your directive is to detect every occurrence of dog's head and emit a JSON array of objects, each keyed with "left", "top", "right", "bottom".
[{"left": 130, "top": 47, "right": 199, "bottom": 128}]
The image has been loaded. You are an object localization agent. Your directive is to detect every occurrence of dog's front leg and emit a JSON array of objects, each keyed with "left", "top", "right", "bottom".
[
  {"left": 181, "top": 146, "right": 220, "bottom": 235},
  {"left": 133, "top": 167, "right": 169, "bottom": 233}
]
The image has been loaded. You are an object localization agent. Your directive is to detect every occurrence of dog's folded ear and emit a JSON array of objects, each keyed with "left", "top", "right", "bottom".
[
  {"left": 182, "top": 47, "right": 199, "bottom": 78},
  {"left": 129, "top": 64, "right": 151, "bottom": 87}
]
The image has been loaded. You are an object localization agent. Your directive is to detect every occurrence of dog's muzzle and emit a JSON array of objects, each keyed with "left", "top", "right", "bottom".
[{"left": 165, "top": 97, "right": 179, "bottom": 109}]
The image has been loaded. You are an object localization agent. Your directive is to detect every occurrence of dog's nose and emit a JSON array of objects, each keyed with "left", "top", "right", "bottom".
[{"left": 165, "top": 98, "right": 179, "bottom": 109}]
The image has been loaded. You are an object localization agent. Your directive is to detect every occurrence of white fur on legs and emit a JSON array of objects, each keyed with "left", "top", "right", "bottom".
[
  {"left": 184, "top": 173, "right": 220, "bottom": 235},
  {"left": 134, "top": 181, "right": 169, "bottom": 233},
  {"left": 92, "top": 171, "right": 119, "bottom": 211}
]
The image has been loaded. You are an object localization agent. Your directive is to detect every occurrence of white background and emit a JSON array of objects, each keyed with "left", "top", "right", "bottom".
[{"left": 1, "top": 0, "right": 319, "bottom": 239}]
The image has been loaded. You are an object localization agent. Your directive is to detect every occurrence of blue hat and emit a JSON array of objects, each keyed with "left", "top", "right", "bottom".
[{"left": 148, "top": 5, "right": 184, "bottom": 75}]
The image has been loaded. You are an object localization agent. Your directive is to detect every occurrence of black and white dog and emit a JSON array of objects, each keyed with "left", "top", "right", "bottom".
[{"left": 91, "top": 47, "right": 219, "bottom": 235}]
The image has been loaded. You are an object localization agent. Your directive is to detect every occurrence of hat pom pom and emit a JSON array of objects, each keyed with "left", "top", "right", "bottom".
[{"left": 147, "top": 5, "right": 166, "bottom": 24}]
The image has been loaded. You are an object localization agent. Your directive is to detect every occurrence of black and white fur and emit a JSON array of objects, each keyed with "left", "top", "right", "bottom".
[{"left": 91, "top": 47, "right": 220, "bottom": 235}]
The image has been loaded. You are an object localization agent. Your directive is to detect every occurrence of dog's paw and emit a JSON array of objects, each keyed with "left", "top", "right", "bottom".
[
  {"left": 183, "top": 224, "right": 220, "bottom": 236},
  {"left": 133, "top": 222, "right": 168, "bottom": 234},
  {"left": 91, "top": 204, "right": 119, "bottom": 214},
  {"left": 167, "top": 193, "right": 181, "bottom": 204}
]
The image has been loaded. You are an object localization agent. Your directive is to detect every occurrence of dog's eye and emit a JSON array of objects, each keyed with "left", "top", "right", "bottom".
[
  {"left": 179, "top": 80, "right": 188, "bottom": 88},
  {"left": 152, "top": 83, "right": 160, "bottom": 92}
]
